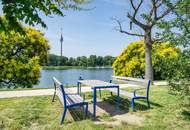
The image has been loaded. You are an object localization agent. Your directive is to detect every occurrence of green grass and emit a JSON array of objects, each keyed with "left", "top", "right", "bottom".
[{"left": 0, "top": 87, "right": 190, "bottom": 130}]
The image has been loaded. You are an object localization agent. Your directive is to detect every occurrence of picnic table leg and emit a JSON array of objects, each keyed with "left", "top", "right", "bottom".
[
  {"left": 77, "top": 82, "right": 80, "bottom": 95},
  {"left": 117, "top": 86, "right": 120, "bottom": 109},
  {"left": 77, "top": 82, "right": 79, "bottom": 94},
  {"left": 80, "top": 83, "right": 82, "bottom": 95},
  {"left": 99, "top": 88, "right": 102, "bottom": 98},
  {"left": 93, "top": 88, "right": 97, "bottom": 119},
  {"left": 85, "top": 103, "right": 88, "bottom": 117}
]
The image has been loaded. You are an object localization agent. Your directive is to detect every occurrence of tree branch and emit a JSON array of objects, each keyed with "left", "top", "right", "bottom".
[
  {"left": 114, "top": 19, "right": 144, "bottom": 37},
  {"left": 151, "top": 0, "right": 158, "bottom": 18},
  {"left": 127, "top": 13, "right": 147, "bottom": 29},
  {"left": 127, "top": 0, "right": 147, "bottom": 29},
  {"left": 130, "top": 0, "right": 143, "bottom": 17},
  {"left": 154, "top": 0, "right": 182, "bottom": 21}
]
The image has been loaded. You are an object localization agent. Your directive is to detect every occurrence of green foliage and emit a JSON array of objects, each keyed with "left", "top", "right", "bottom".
[
  {"left": 112, "top": 40, "right": 180, "bottom": 80},
  {"left": 0, "top": 27, "right": 50, "bottom": 88},
  {"left": 46, "top": 54, "right": 115, "bottom": 67},
  {"left": 0, "top": 0, "right": 87, "bottom": 30},
  {"left": 156, "top": 0, "right": 190, "bottom": 47},
  {"left": 168, "top": 49, "right": 190, "bottom": 105}
]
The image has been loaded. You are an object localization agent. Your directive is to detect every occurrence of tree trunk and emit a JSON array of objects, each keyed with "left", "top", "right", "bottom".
[{"left": 144, "top": 30, "right": 153, "bottom": 81}]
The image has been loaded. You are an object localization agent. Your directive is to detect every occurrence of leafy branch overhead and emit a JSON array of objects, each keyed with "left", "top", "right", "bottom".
[{"left": 0, "top": 0, "right": 88, "bottom": 29}]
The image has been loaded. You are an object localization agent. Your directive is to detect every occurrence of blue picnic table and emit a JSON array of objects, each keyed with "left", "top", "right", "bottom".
[{"left": 77, "top": 79, "right": 120, "bottom": 118}]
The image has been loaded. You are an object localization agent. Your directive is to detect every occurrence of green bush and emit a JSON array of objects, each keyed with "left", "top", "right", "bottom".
[
  {"left": 112, "top": 40, "right": 181, "bottom": 80},
  {"left": 0, "top": 27, "right": 49, "bottom": 88},
  {"left": 168, "top": 49, "right": 190, "bottom": 106}
]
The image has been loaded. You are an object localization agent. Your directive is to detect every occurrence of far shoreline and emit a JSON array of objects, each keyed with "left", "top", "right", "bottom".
[{"left": 42, "top": 66, "right": 113, "bottom": 70}]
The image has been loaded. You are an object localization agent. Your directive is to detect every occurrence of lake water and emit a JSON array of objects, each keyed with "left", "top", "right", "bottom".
[{"left": 34, "top": 68, "right": 113, "bottom": 88}]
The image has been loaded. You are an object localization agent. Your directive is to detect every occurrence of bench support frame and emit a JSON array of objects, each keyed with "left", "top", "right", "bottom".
[
  {"left": 52, "top": 77, "right": 88, "bottom": 124},
  {"left": 111, "top": 77, "right": 151, "bottom": 111}
]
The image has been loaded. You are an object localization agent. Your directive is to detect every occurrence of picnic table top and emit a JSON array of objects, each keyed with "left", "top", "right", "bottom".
[
  {"left": 112, "top": 76, "right": 148, "bottom": 82},
  {"left": 78, "top": 80, "right": 119, "bottom": 88}
]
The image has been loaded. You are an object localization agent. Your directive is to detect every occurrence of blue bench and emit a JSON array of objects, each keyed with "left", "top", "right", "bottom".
[
  {"left": 110, "top": 76, "right": 151, "bottom": 110},
  {"left": 52, "top": 77, "right": 88, "bottom": 124}
]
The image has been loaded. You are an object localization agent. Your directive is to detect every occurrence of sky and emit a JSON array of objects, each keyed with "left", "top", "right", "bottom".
[
  {"left": 37, "top": 0, "right": 143, "bottom": 57},
  {"left": 1, "top": 0, "right": 143, "bottom": 57}
]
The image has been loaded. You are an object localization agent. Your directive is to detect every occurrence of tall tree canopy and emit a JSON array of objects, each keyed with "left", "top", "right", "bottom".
[
  {"left": 0, "top": 0, "right": 87, "bottom": 30},
  {"left": 46, "top": 54, "right": 115, "bottom": 67},
  {"left": 114, "top": 0, "right": 190, "bottom": 81}
]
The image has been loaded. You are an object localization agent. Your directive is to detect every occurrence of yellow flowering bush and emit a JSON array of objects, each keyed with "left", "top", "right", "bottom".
[
  {"left": 113, "top": 40, "right": 181, "bottom": 80},
  {"left": 0, "top": 28, "right": 49, "bottom": 88}
]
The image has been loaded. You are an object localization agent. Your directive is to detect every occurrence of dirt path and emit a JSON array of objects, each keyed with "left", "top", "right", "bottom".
[
  {"left": 0, "top": 89, "right": 54, "bottom": 98},
  {"left": 0, "top": 84, "right": 137, "bottom": 99}
]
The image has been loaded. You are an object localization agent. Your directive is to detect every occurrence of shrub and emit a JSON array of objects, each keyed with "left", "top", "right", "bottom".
[
  {"left": 0, "top": 28, "right": 49, "bottom": 88},
  {"left": 168, "top": 49, "right": 190, "bottom": 106}
]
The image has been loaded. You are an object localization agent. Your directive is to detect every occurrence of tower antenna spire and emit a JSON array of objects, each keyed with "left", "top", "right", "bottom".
[{"left": 60, "top": 28, "right": 63, "bottom": 57}]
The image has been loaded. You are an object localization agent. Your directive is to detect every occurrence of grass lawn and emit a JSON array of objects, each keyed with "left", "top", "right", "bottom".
[{"left": 0, "top": 86, "right": 190, "bottom": 130}]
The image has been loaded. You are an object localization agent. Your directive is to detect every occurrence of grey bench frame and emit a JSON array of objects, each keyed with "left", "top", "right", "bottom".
[
  {"left": 110, "top": 76, "right": 151, "bottom": 110},
  {"left": 52, "top": 77, "right": 88, "bottom": 124}
]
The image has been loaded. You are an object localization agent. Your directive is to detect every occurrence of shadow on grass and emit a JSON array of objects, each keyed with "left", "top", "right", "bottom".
[
  {"left": 69, "top": 107, "right": 101, "bottom": 122},
  {"left": 140, "top": 100, "right": 163, "bottom": 108},
  {"left": 181, "top": 110, "right": 190, "bottom": 121},
  {"left": 66, "top": 94, "right": 163, "bottom": 121},
  {"left": 100, "top": 95, "right": 162, "bottom": 113},
  {"left": 69, "top": 107, "right": 89, "bottom": 121},
  {"left": 0, "top": 121, "right": 5, "bottom": 129}
]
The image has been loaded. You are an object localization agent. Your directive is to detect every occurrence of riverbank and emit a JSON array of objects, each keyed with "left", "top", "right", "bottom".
[{"left": 42, "top": 66, "right": 112, "bottom": 70}]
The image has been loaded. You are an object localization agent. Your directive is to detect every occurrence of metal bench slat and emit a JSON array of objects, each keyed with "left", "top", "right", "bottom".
[
  {"left": 110, "top": 89, "right": 138, "bottom": 98},
  {"left": 68, "top": 95, "right": 83, "bottom": 103},
  {"left": 65, "top": 88, "right": 74, "bottom": 94}
]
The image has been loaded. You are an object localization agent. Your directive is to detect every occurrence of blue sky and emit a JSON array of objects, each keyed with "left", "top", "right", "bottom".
[
  {"left": 38, "top": 0, "right": 142, "bottom": 57},
  {"left": 0, "top": 0, "right": 143, "bottom": 57}
]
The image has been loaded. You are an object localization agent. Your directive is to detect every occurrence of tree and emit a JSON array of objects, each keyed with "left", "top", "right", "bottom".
[
  {"left": 0, "top": 27, "right": 50, "bottom": 88},
  {"left": 88, "top": 55, "right": 97, "bottom": 67},
  {"left": 0, "top": 0, "right": 87, "bottom": 30},
  {"left": 113, "top": 40, "right": 180, "bottom": 80},
  {"left": 96, "top": 56, "right": 104, "bottom": 66},
  {"left": 25, "top": 28, "right": 50, "bottom": 65},
  {"left": 67, "top": 57, "right": 77, "bottom": 66},
  {"left": 80, "top": 56, "right": 88, "bottom": 66},
  {"left": 59, "top": 56, "right": 68, "bottom": 66},
  {"left": 157, "top": 1, "right": 190, "bottom": 47},
  {"left": 76, "top": 56, "right": 87, "bottom": 66},
  {"left": 114, "top": 0, "right": 189, "bottom": 81},
  {"left": 47, "top": 54, "right": 58, "bottom": 66},
  {"left": 46, "top": 54, "right": 116, "bottom": 67},
  {"left": 103, "top": 56, "right": 115, "bottom": 66}
]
